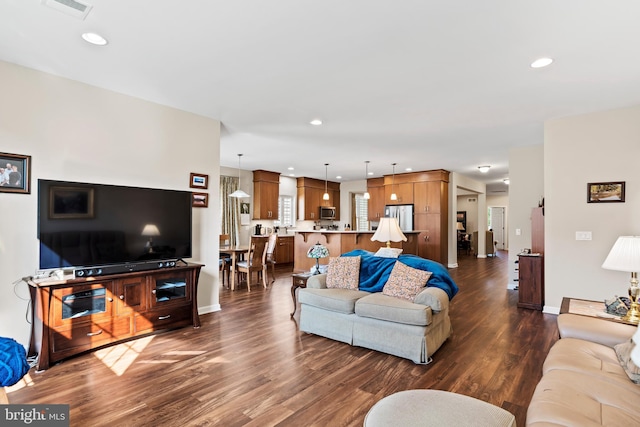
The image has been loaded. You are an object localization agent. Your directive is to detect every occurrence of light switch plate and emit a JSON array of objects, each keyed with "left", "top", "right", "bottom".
[{"left": 576, "top": 231, "right": 592, "bottom": 240}]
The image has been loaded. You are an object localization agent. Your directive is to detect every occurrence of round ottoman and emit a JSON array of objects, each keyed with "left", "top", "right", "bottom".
[{"left": 364, "top": 390, "right": 516, "bottom": 427}]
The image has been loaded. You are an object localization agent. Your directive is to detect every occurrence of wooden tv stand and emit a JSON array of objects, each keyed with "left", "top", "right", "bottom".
[{"left": 28, "top": 263, "right": 203, "bottom": 371}]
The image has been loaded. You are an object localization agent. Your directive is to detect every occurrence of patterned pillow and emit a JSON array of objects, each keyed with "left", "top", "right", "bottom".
[
  {"left": 614, "top": 339, "right": 640, "bottom": 384},
  {"left": 326, "top": 256, "right": 361, "bottom": 290},
  {"left": 382, "top": 261, "right": 432, "bottom": 302}
]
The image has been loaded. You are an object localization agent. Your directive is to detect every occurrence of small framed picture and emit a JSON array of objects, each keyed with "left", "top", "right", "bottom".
[
  {"left": 190, "top": 173, "right": 209, "bottom": 189},
  {"left": 50, "top": 186, "right": 95, "bottom": 219},
  {"left": 587, "top": 181, "right": 625, "bottom": 203},
  {"left": 0, "top": 152, "right": 31, "bottom": 194},
  {"left": 192, "top": 192, "right": 208, "bottom": 208}
]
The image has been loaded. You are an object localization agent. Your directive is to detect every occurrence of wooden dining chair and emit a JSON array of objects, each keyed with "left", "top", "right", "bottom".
[
  {"left": 219, "top": 234, "right": 231, "bottom": 287},
  {"left": 265, "top": 233, "right": 278, "bottom": 284},
  {"left": 235, "top": 236, "right": 268, "bottom": 291}
]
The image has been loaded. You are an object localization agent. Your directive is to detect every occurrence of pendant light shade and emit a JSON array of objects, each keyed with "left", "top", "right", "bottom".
[
  {"left": 390, "top": 163, "right": 398, "bottom": 201},
  {"left": 229, "top": 154, "right": 250, "bottom": 198},
  {"left": 323, "top": 163, "right": 330, "bottom": 200},
  {"left": 363, "top": 161, "right": 370, "bottom": 200}
]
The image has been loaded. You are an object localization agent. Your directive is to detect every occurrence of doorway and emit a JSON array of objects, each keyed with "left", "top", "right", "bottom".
[{"left": 489, "top": 207, "right": 506, "bottom": 250}]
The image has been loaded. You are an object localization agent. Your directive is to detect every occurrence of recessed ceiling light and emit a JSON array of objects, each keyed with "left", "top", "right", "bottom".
[
  {"left": 310, "top": 119, "right": 323, "bottom": 126},
  {"left": 405, "top": 167, "right": 412, "bottom": 172},
  {"left": 530, "top": 57, "right": 553, "bottom": 68},
  {"left": 287, "top": 167, "right": 294, "bottom": 171},
  {"left": 478, "top": 165, "right": 491, "bottom": 173},
  {"left": 289, "top": 173, "right": 295, "bottom": 177},
  {"left": 82, "top": 32, "right": 108, "bottom": 46},
  {"left": 336, "top": 176, "right": 342, "bottom": 180},
  {"left": 367, "top": 171, "right": 374, "bottom": 176}
]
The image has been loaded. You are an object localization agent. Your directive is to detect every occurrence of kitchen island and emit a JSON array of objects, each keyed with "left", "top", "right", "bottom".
[{"left": 293, "top": 230, "right": 419, "bottom": 273}]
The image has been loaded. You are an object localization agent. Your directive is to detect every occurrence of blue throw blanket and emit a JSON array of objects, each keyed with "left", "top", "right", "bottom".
[{"left": 341, "top": 249, "right": 459, "bottom": 300}]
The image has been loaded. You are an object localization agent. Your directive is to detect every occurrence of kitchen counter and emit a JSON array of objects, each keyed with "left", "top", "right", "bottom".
[{"left": 293, "top": 230, "right": 419, "bottom": 273}]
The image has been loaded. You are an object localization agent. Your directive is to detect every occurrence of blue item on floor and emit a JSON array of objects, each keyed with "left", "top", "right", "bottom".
[{"left": 0, "top": 337, "right": 30, "bottom": 386}]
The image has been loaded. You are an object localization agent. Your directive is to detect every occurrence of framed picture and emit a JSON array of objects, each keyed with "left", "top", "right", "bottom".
[
  {"left": 192, "top": 192, "right": 208, "bottom": 208},
  {"left": 49, "top": 186, "right": 95, "bottom": 219},
  {"left": 240, "top": 202, "right": 251, "bottom": 225},
  {"left": 189, "top": 173, "right": 209, "bottom": 189},
  {"left": 0, "top": 152, "right": 31, "bottom": 194},
  {"left": 587, "top": 181, "right": 625, "bottom": 203}
]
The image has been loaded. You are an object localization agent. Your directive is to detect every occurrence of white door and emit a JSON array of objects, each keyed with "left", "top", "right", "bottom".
[{"left": 489, "top": 207, "right": 506, "bottom": 250}]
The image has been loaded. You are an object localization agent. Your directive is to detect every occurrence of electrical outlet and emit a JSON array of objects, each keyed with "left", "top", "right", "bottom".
[{"left": 515, "top": 228, "right": 521, "bottom": 236}]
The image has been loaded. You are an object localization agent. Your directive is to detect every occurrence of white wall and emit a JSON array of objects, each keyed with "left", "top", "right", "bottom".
[
  {"left": 545, "top": 105, "right": 640, "bottom": 312},
  {"left": 0, "top": 61, "right": 221, "bottom": 346}
]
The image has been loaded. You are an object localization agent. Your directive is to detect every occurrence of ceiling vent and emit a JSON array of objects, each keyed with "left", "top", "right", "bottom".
[{"left": 42, "top": 0, "right": 93, "bottom": 20}]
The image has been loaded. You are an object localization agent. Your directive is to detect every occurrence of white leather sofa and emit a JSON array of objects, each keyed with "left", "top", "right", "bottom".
[{"left": 527, "top": 313, "right": 640, "bottom": 426}]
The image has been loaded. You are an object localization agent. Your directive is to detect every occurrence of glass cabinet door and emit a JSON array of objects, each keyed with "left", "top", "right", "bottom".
[
  {"left": 52, "top": 283, "right": 114, "bottom": 327},
  {"left": 150, "top": 272, "right": 190, "bottom": 307}
]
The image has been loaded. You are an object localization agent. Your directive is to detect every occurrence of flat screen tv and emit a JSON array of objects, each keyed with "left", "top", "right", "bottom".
[{"left": 38, "top": 179, "right": 192, "bottom": 270}]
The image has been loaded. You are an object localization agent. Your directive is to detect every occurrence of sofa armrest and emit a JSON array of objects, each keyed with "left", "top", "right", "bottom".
[
  {"left": 306, "top": 274, "right": 327, "bottom": 289},
  {"left": 414, "top": 287, "right": 449, "bottom": 313},
  {"left": 557, "top": 313, "right": 636, "bottom": 348}
]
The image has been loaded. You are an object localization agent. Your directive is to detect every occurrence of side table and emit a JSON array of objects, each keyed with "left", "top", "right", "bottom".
[
  {"left": 291, "top": 272, "right": 314, "bottom": 317},
  {"left": 560, "top": 297, "right": 636, "bottom": 325}
]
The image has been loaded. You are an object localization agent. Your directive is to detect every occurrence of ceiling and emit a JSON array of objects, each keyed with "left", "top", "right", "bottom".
[{"left": 3, "top": 1, "right": 640, "bottom": 195}]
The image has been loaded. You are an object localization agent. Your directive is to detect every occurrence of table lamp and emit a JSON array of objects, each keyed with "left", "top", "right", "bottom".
[
  {"left": 141, "top": 224, "right": 160, "bottom": 253},
  {"left": 602, "top": 236, "right": 640, "bottom": 324},
  {"left": 371, "top": 217, "right": 407, "bottom": 248},
  {"left": 307, "top": 242, "right": 329, "bottom": 274}
]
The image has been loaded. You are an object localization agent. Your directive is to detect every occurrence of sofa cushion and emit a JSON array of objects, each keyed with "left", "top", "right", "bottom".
[
  {"left": 527, "top": 367, "right": 640, "bottom": 426},
  {"left": 542, "top": 338, "right": 633, "bottom": 388},
  {"left": 326, "top": 256, "right": 361, "bottom": 290},
  {"left": 298, "top": 288, "right": 370, "bottom": 314},
  {"left": 382, "top": 261, "right": 432, "bottom": 302},
  {"left": 355, "top": 293, "right": 432, "bottom": 326},
  {"left": 614, "top": 339, "right": 640, "bottom": 384}
]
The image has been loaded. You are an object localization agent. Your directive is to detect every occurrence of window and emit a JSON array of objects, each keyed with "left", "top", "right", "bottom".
[
  {"left": 353, "top": 194, "right": 369, "bottom": 231},
  {"left": 278, "top": 196, "right": 294, "bottom": 226}
]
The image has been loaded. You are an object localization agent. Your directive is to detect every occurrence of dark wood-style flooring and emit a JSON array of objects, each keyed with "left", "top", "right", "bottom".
[{"left": 7, "top": 251, "right": 559, "bottom": 426}]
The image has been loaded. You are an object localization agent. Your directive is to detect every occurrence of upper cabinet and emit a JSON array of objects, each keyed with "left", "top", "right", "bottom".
[
  {"left": 297, "top": 177, "right": 340, "bottom": 220},
  {"left": 253, "top": 170, "right": 280, "bottom": 220}
]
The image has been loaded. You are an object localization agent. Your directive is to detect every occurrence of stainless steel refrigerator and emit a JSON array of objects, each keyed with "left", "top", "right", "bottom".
[{"left": 384, "top": 204, "right": 414, "bottom": 231}]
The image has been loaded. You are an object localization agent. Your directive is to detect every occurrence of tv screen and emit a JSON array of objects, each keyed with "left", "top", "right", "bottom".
[{"left": 38, "top": 179, "right": 192, "bottom": 270}]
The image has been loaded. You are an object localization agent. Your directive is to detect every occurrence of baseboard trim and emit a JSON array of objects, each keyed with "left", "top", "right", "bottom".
[{"left": 198, "top": 304, "right": 221, "bottom": 314}]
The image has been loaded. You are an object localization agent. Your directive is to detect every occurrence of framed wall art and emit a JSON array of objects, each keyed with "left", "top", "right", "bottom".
[
  {"left": 49, "top": 186, "right": 95, "bottom": 219},
  {"left": 0, "top": 152, "right": 31, "bottom": 194},
  {"left": 192, "top": 192, "right": 208, "bottom": 208},
  {"left": 587, "top": 181, "right": 625, "bottom": 203},
  {"left": 189, "top": 173, "right": 209, "bottom": 189}
]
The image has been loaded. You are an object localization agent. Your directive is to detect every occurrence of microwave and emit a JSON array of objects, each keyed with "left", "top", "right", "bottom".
[{"left": 319, "top": 206, "right": 336, "bottom": 220}]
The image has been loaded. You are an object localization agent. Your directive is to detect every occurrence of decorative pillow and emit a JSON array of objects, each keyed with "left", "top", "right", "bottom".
[
  {"left": 614, "top": 339, "right": 640, "bottom": 384},
  {"left": 374, "top": 247, "right": 403, "bottom": 258},
  {"left": 382, "top": 261, "right": 432, "bottom": 302},
  {"left": 326, "top": 256, "right": 361, "bottom": 290}
]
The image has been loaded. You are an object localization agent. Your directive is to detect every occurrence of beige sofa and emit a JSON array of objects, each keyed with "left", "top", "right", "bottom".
[
  {"left": 298, "top": 274, "right": 452, "bottom": 364},
  {"left": 527, "top": 313, "right": 640, "bottom": 426}
]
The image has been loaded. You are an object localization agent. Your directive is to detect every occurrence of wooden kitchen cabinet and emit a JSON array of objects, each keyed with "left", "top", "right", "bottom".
[
  {"left": 413, "top": 181, "right": 444, "bottom": 214},
  {"left": 274, "top": 235, "right": 294, "bottom": 265},
  {"left": 367, "top": 178, "right": 386, "bottom": 221},
  {"left": 384, "top": 182, "right": 414, "bottom": 205},
  {"left": 297, "top": 177, "right": 340, "bottom": 220},
  {"left": 253, "top": 170, "right": 280, "bottom": 220},
  {"left": 28, "top": 263, "right": 203, "bottom": 370},
  {"left": 518, "top": 255, "right": 544, "bottom": 310}
]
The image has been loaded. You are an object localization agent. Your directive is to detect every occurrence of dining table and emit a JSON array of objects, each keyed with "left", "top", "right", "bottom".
[{"left": 220, "top": 245, "right": 250, "bottom": 291}]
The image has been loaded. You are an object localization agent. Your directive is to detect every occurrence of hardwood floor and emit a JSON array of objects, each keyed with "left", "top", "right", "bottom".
[{"left": 7, "top": 251, "right": 558, "bottom": 426}]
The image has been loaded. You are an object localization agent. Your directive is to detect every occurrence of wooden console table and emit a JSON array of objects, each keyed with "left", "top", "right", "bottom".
[{"left": 28, "top": 263, "right": 203, "bottom": 370}]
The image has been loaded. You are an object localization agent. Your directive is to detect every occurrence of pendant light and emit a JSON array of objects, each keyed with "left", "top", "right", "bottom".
[
  {"left": 390, "top": 163, "right": 398, "bottom": 201},
  {"left": 322, "top": 163, "right": 330, "bottom": 200},
  {"left": 229, "top": 154, "right": 250, "bottom": 198},
  {"left": 363, "top": 161, "right": 370, "bottom": 200}
]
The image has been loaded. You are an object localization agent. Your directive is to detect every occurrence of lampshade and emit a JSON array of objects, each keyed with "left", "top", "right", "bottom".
[
  {"left": 456, "top": 222, "right": 465, "bottom": 231},
  {"left": 141, "top": 224, "right": 160, "bottom": 236},
  {"left": 230, "top": 153, "right": 250, "bottom": 198},
  {"left": 602, "top": 236, "right": 640, "bottom": 272},
  {"left": 371, "top": 217, "right": 407, "bottom": 248},
  {"left": 307, "top": 242, "right": 329, "bottom": 259}
]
